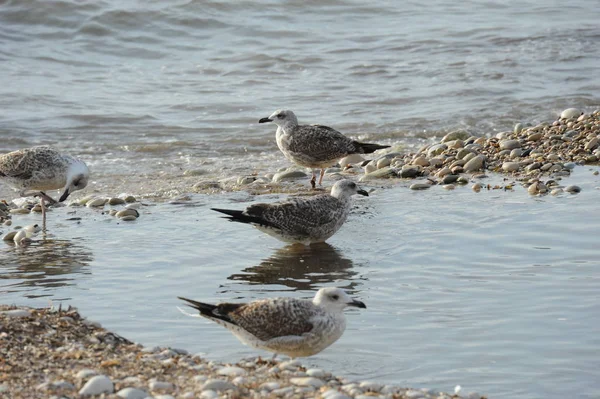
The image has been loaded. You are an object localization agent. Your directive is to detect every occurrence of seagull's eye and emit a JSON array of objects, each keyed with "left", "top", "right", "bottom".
[
  {"left": 349, "top": 182, "right": 356, "bottom": 189},
  {"left": 277, "top": 113, "right": 285, "bottom": 119},
  {"left": 331, "top": 294, "right": 339, "bottom": 300}
]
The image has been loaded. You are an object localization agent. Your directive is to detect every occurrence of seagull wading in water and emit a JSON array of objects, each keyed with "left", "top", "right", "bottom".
[
  {"left": 178, "top": 287, "right": 366, "bottom": 358},
  {"left": 0, "top": 146, "right": 89, "bottom": 227},
  {"left": 211, "top": 179, "right": 368, "bottom": 245},
  {"left": 259, "top": 109, "right": 390, "bottom": 187}
]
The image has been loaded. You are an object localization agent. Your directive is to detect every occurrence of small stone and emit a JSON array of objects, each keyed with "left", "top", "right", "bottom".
[
  {"left": 560, "top": 108, "right": 582, "bottom": 119},
  {"left": 514, "top": 123, "right": 523, "bottom": 134},
  {"left": 456, "top": 148, "right": 472, "bottom": 159},
  {"left": 76, "top": 369, "right": 98, "bottom": 379},
  {"left": 201, "top": 379, "right": 237, "bottom": 392},
  {"left": 149, "top": 381, "right": 175, "bottom": 392},
  {"left": 399, "top": 165, "right": 420, "bottom": 178},
  {"left": 472, "top": 183, "right": 482, "bottom": 192},
  {"left": 564, "top": 185, "right": 581, "bottom": 193},
  {"left": 410, "top": 183, "right": 431, "bottom": 190},
  {"left": 551, "top": 188, "right": 563, "bottom": 195},
  {"left": 259, "top": 382, "right": 280, "bottom": 391},
  {"left": 306, "top": 368, "right": 327, "bottom": 378},
  {"left": 154, "top": 396, "right": 176, "bottom": 399},
  {"left": 457, "top": 176, "right": 469, "bottom": 184},
  {"left": 427, "top": 143, "right": 447, "bottom": 157},
  {"left": 115, "top": 209, "right": 140, "bottom": 219},
  {"left": 585, "top": 137, "right": 598, "bottom": 151},
  {"left": 272, "top": 170, "right": 308, "bottom": 182},
  {"left": 199, "top": 390, "right": 218, "bottom": 399},
  {"left": 339, "top": 154, "right": 365, "bottom": 166},
  {"left": 272, "top": 387, "right": 295, "bottom": 396},
  {"left": 499, "top": 139, "right": 521, "bottom": 151},
  {"left": 527, "top": 132, "right": 543, "bottom": 141},
  {"left": 376, "top": 157, "right": 391, "bottom": 169},
  {"left": 86, "top": 198, "right": 107, "bottom": 208},
  {"left": 79, "top": 375, "right": 114, "bottom": 395},
  {"left": 290, "top": 377, "right": 324, "bottom": 388},
  {"left": 117, "top": 387, "right": 148, "bottom": 399},
  {"left": 364, "top": 162, "right": 377, "bottom": 174},
  {"left": 2, "top": 231, "right": 17, "bottom": 241},
  {"left": 1, "top": 309, "right": 31, "bottom": 318},
  {"left": 119, "top": 215, "right": 138, "bottom": 221},
  {"left": 412, "top": 156, "right": 429, "bottom": 167},
  {"left": 510, "top": 148, "right": 523, "bottom": 159},
  {"left": 502, "top": 162, "right": 520, "bottom": 172},
  {"left": 108, "top": 198, "right": 126, "bottom": 206},
  {"left": 236, "top": 176, "right": 254, "bottom": 185},
  {"left": 360, "top": 381, "right": 383, "bottom": 391},
  {"left": 441, "top": 174, "right": 458, "bottom": 184},
  {"left": 443, "top": 184, "right": 455, "bottom": 190},
  {"left": 463, "top": 155, "right": 485, "bottom": 172},
  {"left": 359, "top": 167, "right": 396, "bottom": 181},
  {"left": 405, "top": 389, "right": 425, "bottom": 398},
  {"left": 124, "top": 195, "right": 136, "bottom": 203},
  {"left": 322, "top": 389, "right": 352, "bottom": 399},
  {"left": 441, "top": 130, "right": 470, "bottom": 142},
  {"left": 217, "top": 366, "right": 246, "bottom": 377}
]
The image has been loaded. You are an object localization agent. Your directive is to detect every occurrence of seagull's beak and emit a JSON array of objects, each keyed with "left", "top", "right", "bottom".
[
  {"left": 58, "top": 187, "right": 71, "bottom": 202},
  {"left": 259, "top": 117, "right": 273, "bottom": 124},
  {"left": 357, "top": 189, "right": 369, "bottom": 197},
  {"left": 348, "top": 299, "right": 366, "bottom": 309}
]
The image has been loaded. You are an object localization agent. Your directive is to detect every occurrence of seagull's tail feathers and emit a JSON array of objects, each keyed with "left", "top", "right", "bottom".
[
  {"left": 352, "top": 141, "right": 390, "bottom": 154},
  {"left": 211, "top": 207, "right": 277, "bottom": 229},
  {"left": 178, "top": 296, "right": 241, "bottom": 325}
]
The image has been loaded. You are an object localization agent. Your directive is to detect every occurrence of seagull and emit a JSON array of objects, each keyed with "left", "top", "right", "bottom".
[
  {"left": 211, "top": 179, "right": 368, "bottom": 245},
  {"left": 178, "top": 287, "right": 366, "bottom": 358},
  {"left": 259, "top": 109, "right": 389, "bottom": 187},
  {"left": 0, "top": 146, "right": 90, "bottom": 227}
]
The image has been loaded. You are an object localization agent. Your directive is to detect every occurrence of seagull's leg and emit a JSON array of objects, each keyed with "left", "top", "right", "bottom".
[
  {"left": 40, "top": 196, "right": 47, "bottom": 232},
  {"left": 318, "top": 168, "right": 325, "bottom": 185},
  {"left": 310, "top": 171, "right": 317, "bottom": 190},
  {"left": 38, "top": 191, "right": 57, "bottom": 205}
]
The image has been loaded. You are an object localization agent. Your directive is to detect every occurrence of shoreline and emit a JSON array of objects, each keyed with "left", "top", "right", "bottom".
[{"left": 0, "top": 304, "right": 484, "bottom": 399}]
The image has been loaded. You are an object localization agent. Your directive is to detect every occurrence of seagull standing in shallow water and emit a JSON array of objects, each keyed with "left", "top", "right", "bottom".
[
  {"left": 259, "top": 109, "right": 390, "bottom": 188},
  {"left": 0, "top": 146, "right": 90, "bottom": 228},
  {"left": 178, "top": 287, "right": 366, "bottom": 358},
  {"left": 211, "top": 179, "right": 368, "bottom": 245}
]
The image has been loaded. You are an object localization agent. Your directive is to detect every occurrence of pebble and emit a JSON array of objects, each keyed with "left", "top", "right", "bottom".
[
  {"left": 149, "top": 380, "right": 175, "bottom": 392},
  {"left": 410, "top": 183, "right": 432, "bottom": 190},
  {"left": 442, "top": 184, "right": 455, "bottom": 190},
  {"left": 463, "top": 155, "right": 485, "bottom": 172},
  {"left": 116, "top": 387, "right": 148, "bottom": 399},
  {"left": 86, "top": 198, "right": 107, "bottom": 208},
  {"left": 472, "top": 183, "right": 482, "bottom": 192},
  {"left": 427, "top": 143, "right": 447, "bottom": 157},
  {"left": 441, "top": 174, "right": 458, "bottom": 184},
  {"left": 2, "top": 231, "right": 17, "bottom": 241},
  {"left": 237, "top": 176, "right": 255, "bottom": 185},
  {"left": 306, "top": 368, "right": 327, "bottom": 378},
  {"left": 322, "top": 389, "right": 352, "bottom": 399},
  {"left": 78, "top": 375, "right": 114, "bottom": 395},
  {"left": 201, "top": 379, "right": 237, "bottom": 392},
  {"left": 399, "top": 165, "right": 420, "bottom": 178},
  {"left": 108, "top": 197, "right": 126, "bottom": 205},
  {"left": 564, "top": 185, "right": 581, "bottom": 193},
  {"left": 364, "top": 162, "right": 377, "bottom": 174},
  {"left": 272, "top": 170, "right": 307, "bottom": 182},
  {"left": 199, "top": 390, "right": 218, "bottom": 399},
  {"left": 360, "top": 381, "right": 383, "bottom": 391},
  {"left": 259, "top": 382, "right": 280, "bottom": 391},
  {"left": 289, "top": 377, "right": 324, "bottom": 388},
  {"left": 115, "top": 209, "right": 140, "bottom": 219},
  {"left": 217, "top": 366, "right": 246, "bottom": 377},
  {"left": 510, "top": 148, "right": 523, "bottom": 158},
  {"left": 154, "top": 396, "right": 176, "bottom": 399},
  {"left": 377, "top": 157, "right": 391, "bottom": 169},
  {"left": 405, "top": 389, "right": 425, "bottom": 398},
  {"left": 560, "top": 108, "right": 581, "bottom": 119},
  {"left": 502, "top": 162, "right": 520, "bottom": 172},
  {"left": 272, "top": 386, "right": 295, "bottom": 396},
  {"left": 359, "top": 166, "right": 396, "bottom": 181},
  {"left": 441, "top": 130, "right": 469, "bottom": 142},
  {"left": 499, "top": 139, "right": 521, "bottom": 151},
  {"left": 0, "top": 308, "right": 31, "bottom": 318},
  {"left": 412, "top": 156, "right": 430, "bottom": 167},
  {"left": 339, "top": 154, "right": 365, "bottom": 166}
]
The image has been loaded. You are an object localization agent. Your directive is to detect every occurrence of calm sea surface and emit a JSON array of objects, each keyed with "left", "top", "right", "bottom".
[{"left": 1, "top": 1, "right": 600, "bottom": 398}]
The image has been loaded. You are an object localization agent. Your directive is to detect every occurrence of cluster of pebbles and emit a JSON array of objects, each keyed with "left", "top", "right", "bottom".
[
  {"left": 73, "top": 195, "right": 141, "bottom": 222},
  {"left": 218, "top": 108, "right": 598, "bottom": 195},
  {"left": 0, "top": 305, "right": 484, "bottom": 399}
]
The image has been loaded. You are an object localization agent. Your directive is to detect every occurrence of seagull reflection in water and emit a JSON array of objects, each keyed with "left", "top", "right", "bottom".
[
  {"left": 0, "top": 237, "right": 93, "bottom": 297},
  {"left": 227, "top": 242, "right": 361, "bottom": 291}
]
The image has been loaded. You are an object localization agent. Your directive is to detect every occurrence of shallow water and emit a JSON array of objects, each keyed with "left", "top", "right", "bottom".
[
  {"left": 2, "top": 167, "right": 600, "bottom": 399},
  {"left": 1, "top": 0, "right": 600, "bottom": 196}
]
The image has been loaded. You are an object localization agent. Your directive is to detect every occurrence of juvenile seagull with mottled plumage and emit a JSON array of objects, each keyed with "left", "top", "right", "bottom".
[
  {"left": 259, "top": 109, "right": 390, "bottom": 187},
  {"left": 0, "top": 146, "right": 89, "bottom": 226},
  {"left": 178, "top": 287, "right": 366, "bottom": 358},
  {"left": 211, "top": 179, "right": 368, "bottom": 245}
]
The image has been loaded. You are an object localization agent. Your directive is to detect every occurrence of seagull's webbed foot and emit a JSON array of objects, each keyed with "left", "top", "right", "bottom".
[{"left": 38, "top": 192, "right": 57, "bottom": 205}]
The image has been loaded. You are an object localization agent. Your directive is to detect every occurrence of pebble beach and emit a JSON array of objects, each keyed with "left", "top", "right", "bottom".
[{"left": 0, "top": 305, "right": 483, "bottom": 399}]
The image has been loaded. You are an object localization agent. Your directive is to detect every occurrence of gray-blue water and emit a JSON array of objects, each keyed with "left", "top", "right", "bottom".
[{"left": 1, "top": 1, "right": 600, "bottom": 398}]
